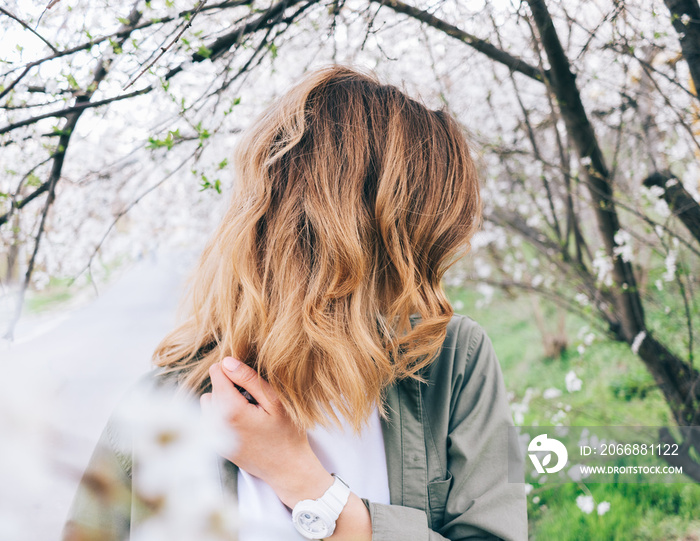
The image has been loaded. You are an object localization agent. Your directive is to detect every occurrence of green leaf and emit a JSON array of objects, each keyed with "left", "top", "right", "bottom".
[
  {"left": 26, "top": 173, "right": 42, "bottom": 188},
  {"left": 117, "top": 17, "right": 131, "bottom": 25},
  {"left": 224, "top": 97, "right": 241, "bottom": 115},
  {"left": 108, "top": 38, "right": 123, "bottom": 54},
  {"left": 199, "top": 175, "right": 222, "bottom": 194},
  {"left": 194, "top": 122, "right": 210, "bottom": 146},
  {"left": 196, "top": 45, "right": 212, "bottom": 59},
  {"left": 51, "top": 125, "right": 72, "bottom": 137},
  {"left": 65, "top": 73, "right": 79, "bottom": 90},
  {"left": 218, "top": 158, "right": 228, "bottom": 170},
  {"left": 146, "top": 129, "right": 181, "bottom": 151},
  {"left": 267, "top": 42, "right": 278, "bottom": 59}
]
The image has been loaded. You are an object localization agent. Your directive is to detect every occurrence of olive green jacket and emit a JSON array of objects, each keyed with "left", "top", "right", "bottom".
[{"left": 62, "top": 314, "right": 528, "bottom": 540}]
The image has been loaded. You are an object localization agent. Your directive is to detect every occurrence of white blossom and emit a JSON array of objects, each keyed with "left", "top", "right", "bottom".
[
  {"left": 543, "top": 388, "right": 562, "bottom": 400},
  {"left": 597, "top": 501, "right": 611, "bottom": 516},
  {"left": 531, "top": 274, "right": 544, "bottom": 288},
  {"left": 663, "top": 250, "right": 677, "bottom": 282},
  {"left": 631, "top": 331, "right": 646, "bottom": 355},
  {"left": 613, "top": 230, "right": 633, "bottom": 263},
  {"left": 592, "top": 248, "right": 614, "bottom": 287},
  {"left": 510, "top": 387, "right": 535, "bottom": 425},
  {"left": 475, "top": 283, "right": 495, "bottom": 308},
  {"left": 550, "top": 409, "right": 567, "bottom": 424},
  {"left": 565, "top": 370, "right": 582, "bottom": 392},
  {"left": 575, "top": 293, "right": 590, "bottom": 306},
  {"left": 576, "top": 495, "right": 595, "bottom": 514}
]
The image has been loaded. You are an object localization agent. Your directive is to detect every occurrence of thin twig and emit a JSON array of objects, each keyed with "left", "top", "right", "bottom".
[
  {"left": 68, "top": 148, "right": 199, "bottom": 287},
  {"left": 0, "top": 7, "right": 58, "bottom": 53},
  {"left": 0, "top": 86, "right": 153, "bottom": 136},
  {"left": 123, "top": 0, "right": 209, "bottom": 90}
]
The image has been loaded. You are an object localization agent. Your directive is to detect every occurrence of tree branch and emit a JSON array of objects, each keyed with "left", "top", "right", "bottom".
[
  {"left": 644, "top": 171, "right": 700, "bottom": 246},
  {"left": 0, "top": 86, "right": 153, "bottom": 136},
  {"left": 526, "top": 0, "right": 646, "bottom": 343},
  {"left": 371, "top": 0, "right": 547, "bottom": 83}
]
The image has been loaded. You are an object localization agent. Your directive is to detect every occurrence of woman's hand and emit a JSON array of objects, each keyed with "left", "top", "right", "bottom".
[
  {"left": 201, "top": 357, "right": 372, "bottom": 540},
  {"left": 199, "top": 357, "right": 333, "bottom": 509}
]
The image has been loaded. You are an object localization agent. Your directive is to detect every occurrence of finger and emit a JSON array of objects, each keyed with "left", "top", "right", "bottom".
[
  {"left": 208, "top": 362, "right": 251, "bottom": 413},
  {"left": 220, "top": 357, "right": 277, "bottom": 411}
]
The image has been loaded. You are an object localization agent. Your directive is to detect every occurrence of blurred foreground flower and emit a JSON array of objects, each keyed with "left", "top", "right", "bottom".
[
  {"left": 112, "top": 383, "right": 239, "bottom": 541},
  {"left": 0, "top": 364, "right": 56, "bottom": 539},
  {"left": 63, "top": 378, "right": 240, "bottom": 541}
]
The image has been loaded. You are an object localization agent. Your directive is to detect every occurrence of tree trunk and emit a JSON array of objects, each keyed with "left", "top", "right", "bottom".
[{"left": 664, "top": 0, "right": 700, "bottom": 98}]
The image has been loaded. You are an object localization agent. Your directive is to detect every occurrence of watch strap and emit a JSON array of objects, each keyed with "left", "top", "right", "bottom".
[{"left": 321, "top": 474, "right": 351, "bottom": 517}]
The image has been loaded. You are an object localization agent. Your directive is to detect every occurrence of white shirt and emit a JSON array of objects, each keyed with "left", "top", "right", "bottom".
[{"left": 237, "top": 406, "right": 391, "bottom": 540}]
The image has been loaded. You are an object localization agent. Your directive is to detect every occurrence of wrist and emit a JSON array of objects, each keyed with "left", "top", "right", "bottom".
[{"left": 269, "top": 453, "right": 333, "bottom": 509}]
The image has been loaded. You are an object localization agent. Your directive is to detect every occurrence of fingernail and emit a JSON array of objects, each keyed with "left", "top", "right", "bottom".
[{"left": 222, "top": 357, "right": 241, "bottom": 372}]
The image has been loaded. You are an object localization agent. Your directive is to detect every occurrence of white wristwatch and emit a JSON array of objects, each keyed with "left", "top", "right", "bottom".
[{"left": 291, "top": 473, "right": 351, "bottom": 539}]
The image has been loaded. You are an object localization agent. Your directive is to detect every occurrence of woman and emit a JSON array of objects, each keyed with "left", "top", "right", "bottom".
[{"left": 62, "top": 65, "right": 527, "bottom": 541}]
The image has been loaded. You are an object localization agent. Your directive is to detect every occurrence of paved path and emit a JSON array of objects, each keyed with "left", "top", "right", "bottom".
[{"left": 0, "top": 249, "right": 199, "bottom": 540}]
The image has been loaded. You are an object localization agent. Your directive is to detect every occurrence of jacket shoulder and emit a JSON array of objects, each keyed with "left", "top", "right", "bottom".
[
  {"left": 435, "top": 313, "right": 492, "bottom": 370},
  {"left": 422, "top": 313, "right": 502, "bottom": 403}
]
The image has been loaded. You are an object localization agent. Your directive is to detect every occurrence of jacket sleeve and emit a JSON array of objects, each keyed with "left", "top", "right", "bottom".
[
  {"left": 60, "top": 414, "right": 133, "bottom": 541},
  {"left": 362, "top": 320, "right": 528, "bottom": 541}
]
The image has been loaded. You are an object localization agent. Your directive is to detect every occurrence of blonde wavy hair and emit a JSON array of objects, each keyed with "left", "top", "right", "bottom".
[{"left": 153, "top": 65, "right": 482, "bottom": 432}]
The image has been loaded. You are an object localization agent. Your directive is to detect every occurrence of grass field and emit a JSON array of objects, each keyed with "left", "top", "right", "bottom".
[{"left": 446, "top": 285, "right": 700, "bottom": 540}]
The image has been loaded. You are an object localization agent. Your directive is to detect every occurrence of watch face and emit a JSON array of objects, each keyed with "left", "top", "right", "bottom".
[
  {"left": 298, "top": 511, "right": 329, "bottom": 536},
  {"left": 293, "top": 506, "right": 332, "bottom": 539}
]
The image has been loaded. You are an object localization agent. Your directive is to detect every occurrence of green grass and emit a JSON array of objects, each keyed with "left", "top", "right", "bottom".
[
  {"left": 25, "top": 276, "right": 76, "bottom": 314},
  {"left": 24, "top": 253, "right": 131, "bottom": 315},
  {"left": 446, "top": 286, "right": 700, "bottom": 541}
]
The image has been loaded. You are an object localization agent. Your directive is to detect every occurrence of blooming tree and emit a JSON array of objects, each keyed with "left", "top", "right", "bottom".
[{"left": 1, "top": 0, "right": 700, "bottom": 480}]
